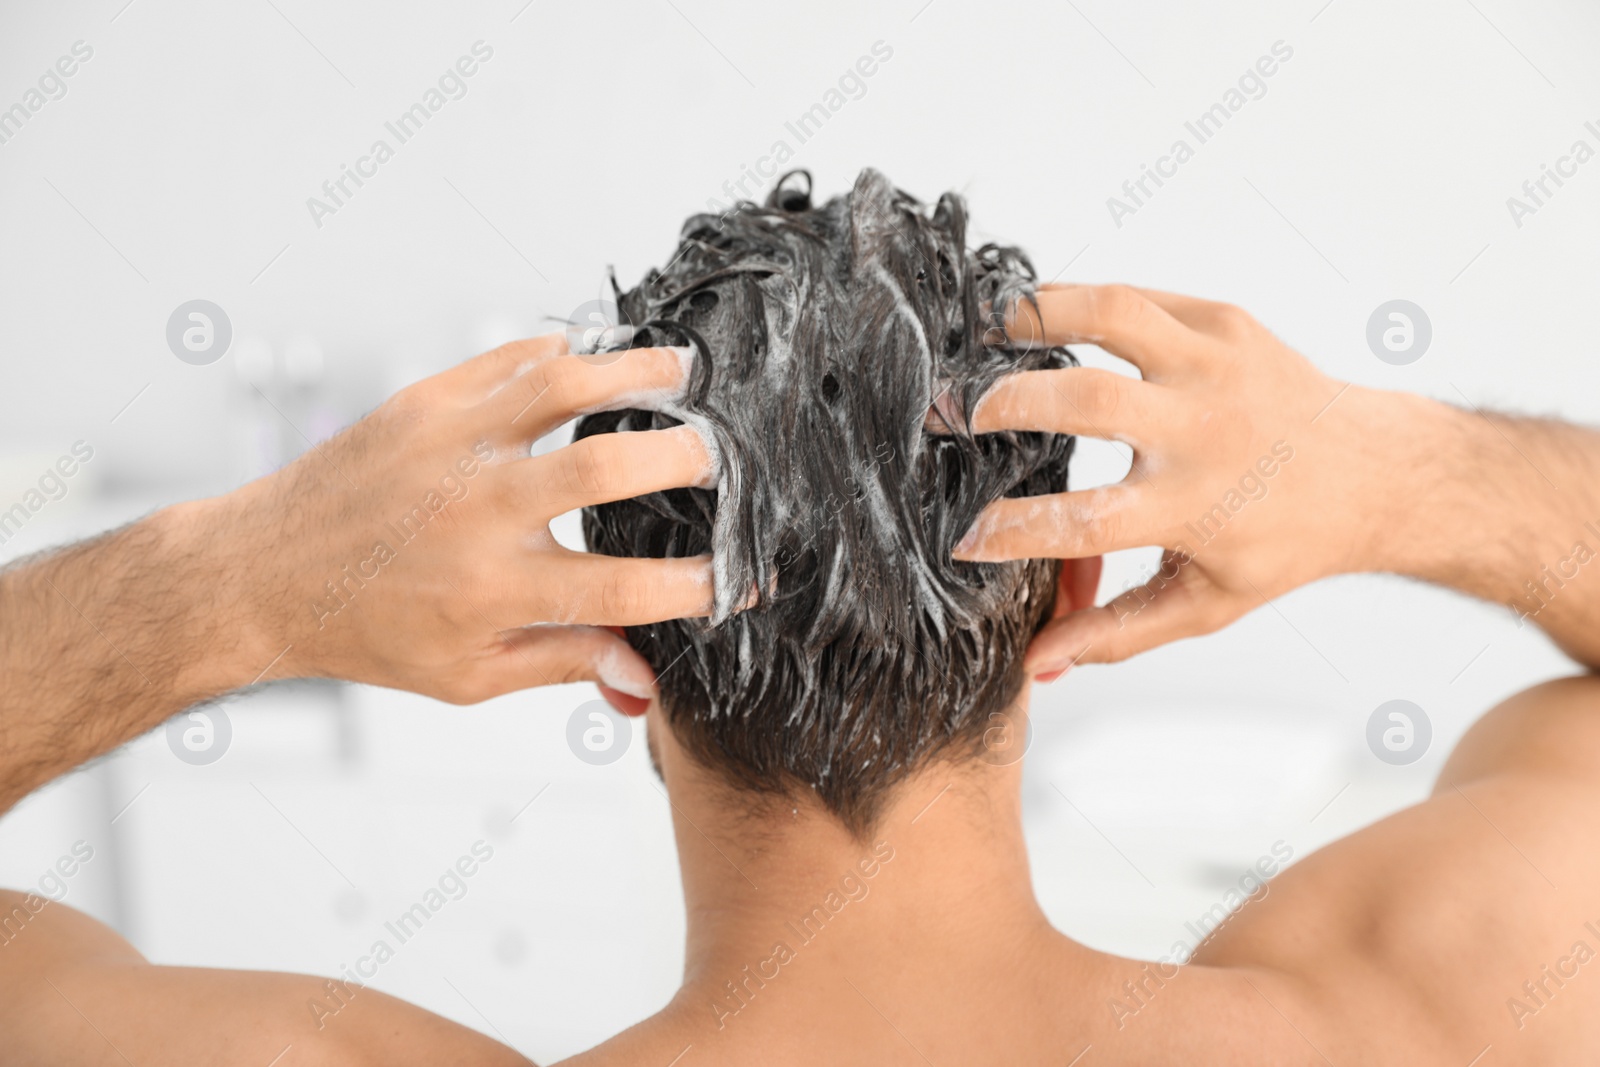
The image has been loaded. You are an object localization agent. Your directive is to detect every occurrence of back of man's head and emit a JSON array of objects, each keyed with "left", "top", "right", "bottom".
[{"left": 579, "top": 168, "right": 1074, "bottom": 835}]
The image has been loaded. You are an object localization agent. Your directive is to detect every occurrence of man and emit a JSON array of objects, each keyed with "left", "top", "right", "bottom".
[{"left": 4, "top": 172, "right": 1600, "bottom": 1064}]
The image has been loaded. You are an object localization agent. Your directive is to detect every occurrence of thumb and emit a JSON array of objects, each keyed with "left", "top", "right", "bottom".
[
  {"left": 1026, "top": 552, "right": 1237, "bottom": 671},
  {"left": 463, "top": 625, "right": 658, "bottom": 703}
]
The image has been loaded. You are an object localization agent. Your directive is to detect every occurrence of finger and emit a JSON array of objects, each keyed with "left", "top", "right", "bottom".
[
  {"left": 949, "top": 367, "right": 1162, "bottom": 443},
  {"left": 1121, "top": 287, "right": 1259, "bottom": 342},
  {"left": 434, "top": 333, "right": 571, "bottom": 403},
  {"left": 954, "top": 486, "right": 1156, "bottom": 561},
  {"left": 448, "top": 624, "right": 659, "bottom": 703},
  {"left": 544, "top": 552, "right": 719, "bottom": 626},
  {"left": 1004, "top": 285, "right": 1197, "bottom": 379},
  {"left": 1024, "top": 556, "right": 1240, "bottom": 670},
  {"left": 1033, "top": 283, "right": 1258, "bottom": 350},
  {"left": 516, "top": 424, "right": 715, "bottom": 519},
  {"left": 487, "top": 344, "right": 695, "bottom": 439}
]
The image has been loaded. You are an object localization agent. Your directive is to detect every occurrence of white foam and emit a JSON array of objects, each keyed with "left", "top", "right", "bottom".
[{"left": 593, "top": 639, "right": 656, "bottom": 699}]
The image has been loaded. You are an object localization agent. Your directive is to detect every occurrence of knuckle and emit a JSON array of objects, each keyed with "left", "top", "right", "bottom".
[
  {"left": 511, "top": 364, "right": 563, "bottom": 424},
  {"left": 382, "top": 382, "right": 433, "bottom": 425},
  {"left": 1097, "top": 635, "right": 1135, "bottom": 664},
  {"left": 1073, "top": 371, "right": 1124, "bottom": 420},
  {"left": 1092, "top": 284, "right": 1146, "bottom": 332},
  {"left": 597, "top": 570, "right": 643, "bottom": 620},
  {"left": 496, "top": 336, "right": 544, "bottom": 368},
  {"left": 539, "top": 358, "right": 588, "bottom": 411},
  {"left": 1080, "top": 506, "right": 1122, "bottom": 552},
  {"left": 1208, "top": 303, "right": 1257, "bottom": 339},
  {"left": 564, "top": 438, "right": 619, "bottom": 498},
  {"left": 478, "top": 343, "right": 521, "bottom": 379}
]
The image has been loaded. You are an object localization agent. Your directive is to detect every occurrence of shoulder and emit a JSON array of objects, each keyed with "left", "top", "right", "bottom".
[
  {"left": 1434, "top": 674, "right": 1600, "bottom": 788},
  {"left": 0, "top": 891, "right": 534, "bottom": 1067},
  {"left": 1193, "top": 674, "right": 1600, "bottom": 1062}
]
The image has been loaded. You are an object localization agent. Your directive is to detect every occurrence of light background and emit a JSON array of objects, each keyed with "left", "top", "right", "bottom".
[{"left": 1, "top": 0, "right": 1596, "bottom": 1061}]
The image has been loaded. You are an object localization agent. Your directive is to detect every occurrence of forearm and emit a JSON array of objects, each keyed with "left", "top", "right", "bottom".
[
  {"left": 0, "top": 497, "right": 267, "bottom": 814},
  {"left": 1368, "top": 389, "right": 1600, "bottom": 669},
  {"left": 0, "top": 337, "right": 711, "bottom": 813}
]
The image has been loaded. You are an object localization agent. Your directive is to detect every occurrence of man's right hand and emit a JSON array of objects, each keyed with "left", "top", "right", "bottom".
[
  {"left": 0, "top": 334, "right": 717, "bottom": 813},
  {"left": 199, "top": 333, "right": 717, "bottom": 705}
]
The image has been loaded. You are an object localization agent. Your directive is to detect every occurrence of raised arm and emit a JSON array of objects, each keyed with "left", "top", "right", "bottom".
[
  {"left": 951, "top": 284, "right": 1600, "bottom": 672},
  {"left": 0, "top": 335, "right": 716, "bottom": 815}
]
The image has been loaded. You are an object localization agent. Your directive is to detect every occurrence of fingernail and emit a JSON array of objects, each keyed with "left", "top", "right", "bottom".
[
  {"left": 629, "top": 344, "right": 697, "bottom": 403},
  {"left": 1033, "top": 666, "right": 1069, "bottom": 684},
  {"left": 692, "top": 558, "right": 718, "bottom": 616},
  {"left": 670, "top": 423, "right": 721, "bottom": 489},
  {"left": 669, "top": 344, "right": 697, "bottom": 383}
]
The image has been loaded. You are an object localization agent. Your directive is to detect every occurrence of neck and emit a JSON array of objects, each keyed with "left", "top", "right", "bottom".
[{"left": 647, "top": 702, "right": 1091, "bottom": 1031}]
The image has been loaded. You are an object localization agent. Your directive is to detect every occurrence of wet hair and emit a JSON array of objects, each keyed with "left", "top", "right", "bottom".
[{"left": 578, "top": 168, "right": 1074, "bottom": 835}]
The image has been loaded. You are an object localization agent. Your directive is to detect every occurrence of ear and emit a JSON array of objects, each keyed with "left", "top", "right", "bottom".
[
  {"left": 1053, "top": 555, "right": 1103, "bottom": 618},
  {"left": 598, "top": 684, "right": 651, "bottom": 718},
  {"left": 1033, "top": 557, "right": 1103, "bottom": 683}
]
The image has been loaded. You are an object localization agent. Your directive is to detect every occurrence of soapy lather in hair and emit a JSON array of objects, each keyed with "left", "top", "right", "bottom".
[{"left": 579, "top": 168, "right": 1074, "bottom": 833}]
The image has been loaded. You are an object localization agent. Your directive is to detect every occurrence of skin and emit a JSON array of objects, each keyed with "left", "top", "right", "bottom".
[
  {"left": 957, "top": 284, "right": 1600, "bottom": 672},
  {"left": 5, "top": 288, "right": 1600, "bottom": 1064},
  {"left": 0, "top": 334, "right": 719, "bottom": 815}
]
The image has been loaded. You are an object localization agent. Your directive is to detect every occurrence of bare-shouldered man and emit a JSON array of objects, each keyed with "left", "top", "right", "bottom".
[{"left": 5, "top": 287, "right": 1600, "bottom": 1065}]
